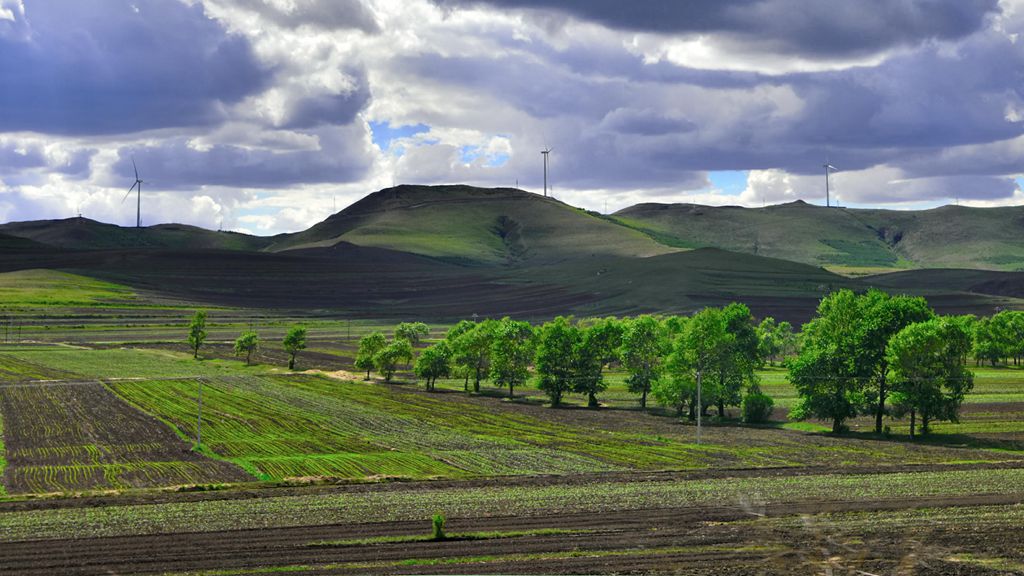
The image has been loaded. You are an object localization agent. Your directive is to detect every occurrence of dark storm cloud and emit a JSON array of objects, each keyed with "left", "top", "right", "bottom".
[
  {"left": 0, "top": 0, "right": 269, "bottom": 135},
  {"left": 112, "top": 125, "right": 373, "bottom": 189},
  {"left": 434, "top": 0, "right": 999, "bottom": 57},
  {"left": 217, "top": 0, "right": 379, "bottom": 32},
  {"left": 282, "top": 68, "right": 372, "bottom": 129}
]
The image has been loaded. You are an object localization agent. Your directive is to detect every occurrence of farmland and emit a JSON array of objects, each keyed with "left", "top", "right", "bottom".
[{"left": 0, "top": 267, "right": 1022, "bottom": 574}]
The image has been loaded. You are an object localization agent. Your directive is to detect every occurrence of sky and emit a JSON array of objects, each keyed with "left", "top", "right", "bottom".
[{"left": 2, "top": 0, "right": 1024, "bottom": 235}]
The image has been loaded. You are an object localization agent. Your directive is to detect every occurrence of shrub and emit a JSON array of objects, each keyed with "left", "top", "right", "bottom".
[
  {"left": 741, "top": 391, "right": 774, "bottom": 423},
  {"left": 431, "top": 514, "right": 447, "bottom": 541}
]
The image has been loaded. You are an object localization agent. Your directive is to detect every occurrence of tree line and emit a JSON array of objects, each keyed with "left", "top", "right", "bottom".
[{"left": 355, "top": 289, "right": 1019, "bottom": 438}]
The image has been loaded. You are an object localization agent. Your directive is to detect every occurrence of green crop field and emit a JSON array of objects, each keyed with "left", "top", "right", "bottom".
[
  {"left": 2, "top": 466, "right": 1022, "bottom": 543},
  {"left": 0, "top": 269, "right": 139, "bottom": 308}
]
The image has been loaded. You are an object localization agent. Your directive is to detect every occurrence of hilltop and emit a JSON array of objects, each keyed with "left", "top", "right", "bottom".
[
  {"left": 270, "top": 185, "right": 676, "bottom": 265},
  {"left": 614, "top": 201, "right": 1024, "bottom": 272},
  {"left": 0, "top": 185, "right": 1021, "bottom": 321}
]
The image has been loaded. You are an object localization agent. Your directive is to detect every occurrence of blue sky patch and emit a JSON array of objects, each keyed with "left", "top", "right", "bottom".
[
  {"left": 370, "top": 121, "right": 430, "bottom": 151},
  {"left": 709, "top": 171, "right": 749, "bottom": 196}
]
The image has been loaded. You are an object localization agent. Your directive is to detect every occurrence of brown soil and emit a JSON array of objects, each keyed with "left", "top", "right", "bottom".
[
  {"left": 0, "top": 382, "right": 250, "bottom": 492},
  {"left": 1, "top": 491, "right": 1020, "bottom": 575}
]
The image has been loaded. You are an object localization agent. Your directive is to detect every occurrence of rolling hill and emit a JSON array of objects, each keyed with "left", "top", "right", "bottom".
[
  {"left": 0, "top": 184, "right": 1021, "bottom": 321},
  {"left": 614, "top": 201, "right": 1024, "bottom": 272},
  {"left": 269, "top": 185, "right": 677, "bottom": 265},
  {"left": 0, "top": 217, "right": 275, "bottom": 252}
]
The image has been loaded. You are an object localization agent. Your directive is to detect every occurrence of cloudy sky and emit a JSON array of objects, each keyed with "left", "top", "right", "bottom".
[{"left": 2, "top": 0, "right": 1024, "bottom": 234}]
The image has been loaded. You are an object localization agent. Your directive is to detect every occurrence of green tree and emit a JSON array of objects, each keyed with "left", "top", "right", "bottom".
[
  {"left": 572, "top": 318, "right": 623, "bottom": 408},
  {"left": 973, "top": 316, "right": 1003, "bottom": 367},
  {"left": 715, "top": 303, "right": 760, "bottom": 417},
  {"left": 415, "top": 342, "right": 451, "bottom": 391},
  {"left": 283, "top": 325, "right": 307, "bottom": 370},
  {"left": 234, "top": 331, "right": 259, "bottom": 365},
  {"left": 664, "top": 307, "right": 733, "bottom": 421},
  {"left": 450, "top": 319, "right": 497, "bottom": 393},
  {"left": 187, "top": 310, "right": 207, "bottom": 359},
  {"left": 395, "top": 322, "right": 430, "bottom": 346},
  {"left": 489, "top": 318, "right": 535, "bottom": 399},
  {"left": 374, "top": 339, "right": 413, "bottom": 382},
  {"left": 534, "top": 317, "right": 580, "bottom": 407},
  {"left": 788, "top": 290, "right": 865, "bottom": 434},
  {"left": 620, "top": 315, "right": 669, "bottom": 410},
  {"left": 445, "top": 320, "right": 477, "bottom": 390},
  {"left": 757, "top": 317, "right": 780, "bottom": 367},
  {"left": 774, "top": 320, "right": 798, "bottom": 360},
  {"left": 888, "top": 318, "right": 974, "bottom": 438},
  {"left": 855, "top": 290, "right": 934, "bottom": 434},
  {"left": 355, "top": 332, "right": 387, "bottom": 379}
]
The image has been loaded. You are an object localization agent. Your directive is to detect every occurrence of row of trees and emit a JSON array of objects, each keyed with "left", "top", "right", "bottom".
[
  {"left": 187, "top": 310, "right": 307, "bottom": 369},
  {"left": 356, "top": 305, "right": 779, "bottom": 423}
]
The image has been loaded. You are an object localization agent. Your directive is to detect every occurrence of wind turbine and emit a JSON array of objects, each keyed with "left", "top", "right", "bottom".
[
  {"left": 121, "top": 157, "right": 144, "bottom": 227},
  {"left": 823, "top": 160, "right": 837, "bottom": 208},
  {"left": 541, "top": 148, "right": 552, "bottom": 197}
]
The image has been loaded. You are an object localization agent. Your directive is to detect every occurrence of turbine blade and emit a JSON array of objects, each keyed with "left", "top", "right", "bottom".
[
  {"left": 121, "top": 183, "right": 137, "bottom": 203},
  {"left": 132, "top": 156, "right": 139, "bottom": 180}
]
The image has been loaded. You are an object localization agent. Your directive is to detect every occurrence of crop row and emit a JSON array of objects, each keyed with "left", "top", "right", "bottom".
[{"left": 2, "top": 467, "right": 1022, "bottom": 543}]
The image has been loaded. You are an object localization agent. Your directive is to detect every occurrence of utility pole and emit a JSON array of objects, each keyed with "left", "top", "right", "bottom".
[
  {"left": 696, "top": 369, "right": 703, "bottom": 445},
  {"left": 197, "top": 379, "right": 203, "bottom": 448}
]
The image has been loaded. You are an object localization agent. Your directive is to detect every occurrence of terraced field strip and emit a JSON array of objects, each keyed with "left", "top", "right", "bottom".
[
  {"left": 0, "top": 382, "right": 250, "bottom": 493},
  {"left": 1, "top": 467, "right": 1022, "bottom": 542},
  {"left": 2, "top": 347, "right": 257, "bottom": 380}
]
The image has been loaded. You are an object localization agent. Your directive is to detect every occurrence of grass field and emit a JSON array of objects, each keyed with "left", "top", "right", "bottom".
[{"left": 0, "top": 269, "right": 138, "bottom": 308}]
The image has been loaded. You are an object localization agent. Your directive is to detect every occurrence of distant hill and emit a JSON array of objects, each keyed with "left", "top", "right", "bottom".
[
  {"left": 614, "top": 201, "right": 1024, "bottom": 272},
  {"left": 0, "top": 218, "right": 275, "bottom": 252},
  {"left": 270, "top": 185, "right": 677, "bottom": 265}
]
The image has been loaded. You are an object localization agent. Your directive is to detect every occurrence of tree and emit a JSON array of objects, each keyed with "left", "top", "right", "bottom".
[
  {"left": 774, "top": 321, "right": 798, "bottom": 360},
  {"left": 489, "top": 318, "right": 535, "bottom": 399},
  {"left": 450, "top": 319, "right": 497, "bottom": 393},
  {"left": 534, "top": 317, "right": 580, "bottom": 407},
  {"left": 445, "top": 320, "right": 477, "bottom": 390},
  {"left": 854, "top": 290, "right": 934, "bottom": 434},
  {"left": 283, "top": 325, "right": 307, "bottom": 370},
  {"left": 716, "top": 303, "right": 760, "bottom": 417},
  {"left": 187, "top": 310, "right": 207, "bottom": 359},
  {"left": 788, "top": 290, "right": 865, "bottom": 434},
  {"left": 234, "top": 331, "right": 259, "bottom": 365},
  {"left": 395, "top": 322, "right": 430, "bottom": 346},
  {"left": 374, "top": 339, "right": 413, "bottom": 382},
  {"left": 757, "top": 317, "right": 780, "bottom": 367},
  {"left": 415, "top": 342, "right": 451, "bottom": 391},
  {"left": 888, "top": 318, "right": 974, "bottom": 438},
  {"left": 620, "top": 315, "right": 669, "bottom": 410},
  {"left": 572, "top": 318, "right": 623, "bottom": 408},
  {"left": 355, "top": 332, "right": 387, "bottom": 379},
  {"left": 973, "top": 316, "right": 1004, "bottom": 367},
  {"left": 664, "top": 307, "right": 733, "bottom": 421}
]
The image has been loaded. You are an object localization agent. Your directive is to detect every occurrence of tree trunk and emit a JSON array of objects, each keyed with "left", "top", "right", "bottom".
[
  {"left": 246, "top": 350, "right": 252, "bottom": 365},
  {"left": 509, "top": 381, "right": 514, "bottom": 399},
  {"left": 910, "top": 409, "right": 916, "bottom": 439},
  {"left": 717, "top": 400, "right": 725, "bottom": 418},
  {"left": 588, "top": 391, "right": 598, "bottom": 409},
  {"left": 921, "top": 412, "right": 930, "bottom": 435},
  {"left": 640, "top": 388, "right": 647, "bottom": 410},
  {"left": 366, "top": 369, "right": 371, "bottom": 379},
  {"left": 687, "top": 399, "right": 696, "bottom": 421},
  {"left": 473, "top": 365, "right": 481, "bottom": 393},
  {"left": 874, "top": 374, "right": 887, "bottom": 435},
  {"left": 832, "top": 417, "right": 843, "bottom": 434},
  {"left": 288, "top": 354, "right": 295, "bottom": 370}
]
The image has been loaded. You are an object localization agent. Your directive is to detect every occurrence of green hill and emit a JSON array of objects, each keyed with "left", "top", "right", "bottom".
[
  {"left": 270, "top": 185, "right": 677, "bottom": 265},
  {"left": 614, "top": 201, "right": 1024, "bottom": 272},
  {"left": 0, "top": 218, "right": 275, "bottom": 252}
]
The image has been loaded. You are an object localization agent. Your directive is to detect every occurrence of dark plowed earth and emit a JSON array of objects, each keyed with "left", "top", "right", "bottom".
[
  {"left": 0, "top": 382, "right": 251, "bottom": 492},
  {"left": 2, "top": 494, "right": 1021, "bottom": 575}
]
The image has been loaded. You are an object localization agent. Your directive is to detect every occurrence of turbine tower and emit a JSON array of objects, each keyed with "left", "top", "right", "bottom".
[
  {"left": 541, "top": 148, "right": 551, "bottom": 197},
  {"left": 122, "top": 157, "right": 144, "bottom": 227},
  {"left": 823, "top": 161, "right": 837, "bottom": 208}
]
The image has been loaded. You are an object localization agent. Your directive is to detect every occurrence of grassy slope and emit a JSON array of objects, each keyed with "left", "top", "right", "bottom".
[
  {"left": 0, "top": 269, "right": 139, "bottom": 307},
  {"left": 270, "top": 185, "right": 677, "bottom": 265},
  {"left": 615, "top": 201, "right": 1024, "bottom": 271},
  {"left": 0, "top": 218, "right": 275, "bottom": 252}
]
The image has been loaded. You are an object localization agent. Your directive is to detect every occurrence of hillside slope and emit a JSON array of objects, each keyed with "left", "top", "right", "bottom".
[
  {"left": 270, "top": 185, "right": 677, "bottom": 265},
  {"left": 0, "top": 218, "right": 275, "bottom": 252},
  {"left": 614, "top": 201, "right": 1024, "bottom": 271}
]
